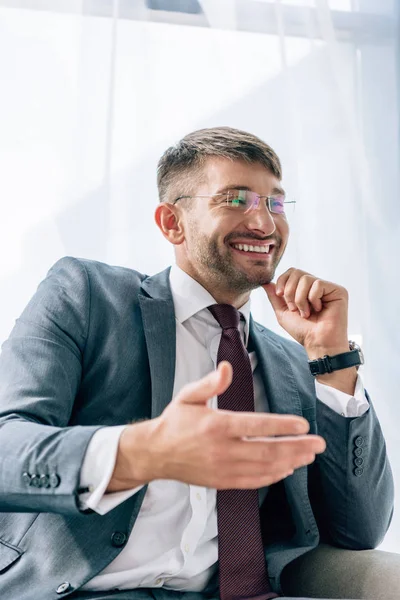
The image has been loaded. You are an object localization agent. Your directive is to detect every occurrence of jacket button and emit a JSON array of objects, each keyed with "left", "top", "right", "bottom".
[
  {"left": 22, "top": 472, "right": 31, "bottom": 485},
  {"left": 354, "top": 436, "right": 365, "bottom": 447},
  {"left": 30, "top": 474, "right": 41, "bottom": 488},
  {"left": 111, "top": 531, "right": 127, "bottom": 547},
  {"left": 354, "top": 447, "right": 363, "bottom": 457},
  {"left": 40, "top": 474, "right": 50, "bottom": 488},
  {"left": 354, "top": 457, "right": 364, "bottom": 467},
  {"left": 56, "top": 582, "right": 72, "bottom": 594},
  {"left": 354, "top": 467, "right": 364, "bottom": 477},
  {"left": 49, "top": 473, "right": 61, "bottom": 488}
]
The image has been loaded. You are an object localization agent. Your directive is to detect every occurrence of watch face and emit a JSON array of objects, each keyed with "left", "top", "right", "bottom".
[{"left": 349, "top": 341, "right": 365, "bottom": 365}]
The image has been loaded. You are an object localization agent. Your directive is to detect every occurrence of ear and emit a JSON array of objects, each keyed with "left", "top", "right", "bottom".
[{"left": 154, "top": 203, "right": 186, "bottom": 245}]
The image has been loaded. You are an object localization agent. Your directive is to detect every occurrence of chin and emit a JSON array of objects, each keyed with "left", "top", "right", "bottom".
[{"left": 245, "top": 268, "right": 275, "bottom": 287}]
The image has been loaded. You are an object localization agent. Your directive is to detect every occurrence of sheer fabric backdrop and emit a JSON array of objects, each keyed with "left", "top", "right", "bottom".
[{"left": 0, "top": 0, "right": 399, "bottom": 550}]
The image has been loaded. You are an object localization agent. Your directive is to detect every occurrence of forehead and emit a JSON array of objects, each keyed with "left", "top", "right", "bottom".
[{"left": 197, "top": 157, "right": 282, "bottom": 195}]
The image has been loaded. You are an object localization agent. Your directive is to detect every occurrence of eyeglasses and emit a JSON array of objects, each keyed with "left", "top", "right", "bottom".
[{"left": 173, "top": 189, "right": 296, "bottom": 215}]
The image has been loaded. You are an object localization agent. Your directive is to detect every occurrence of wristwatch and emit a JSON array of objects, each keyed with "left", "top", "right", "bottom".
[{"left": 308, "top": 341, "right": 364, "bottom": 377}]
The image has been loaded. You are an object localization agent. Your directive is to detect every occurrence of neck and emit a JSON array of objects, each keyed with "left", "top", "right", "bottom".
[
  {"left": 209, "top": 288, "right": 250, "bottom": 309},
  {"left": 175, "top": 262, "right": 251, "bottom": 309}
]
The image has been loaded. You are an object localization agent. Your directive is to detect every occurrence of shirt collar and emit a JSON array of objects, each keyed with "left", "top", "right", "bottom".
[{"left": 169, "top": 265, "right": 252, "bottom": 341}]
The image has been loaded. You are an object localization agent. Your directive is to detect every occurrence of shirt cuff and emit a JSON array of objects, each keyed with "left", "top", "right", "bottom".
[
  {"left": 79, "top": 425, "right": 144, "bottom": 515},
  {"left": 315, "top": 374, "right": 369, "bottom": 418}
]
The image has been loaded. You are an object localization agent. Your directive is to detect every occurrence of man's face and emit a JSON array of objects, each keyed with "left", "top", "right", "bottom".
[{"left": 177, "top": 158, "right": 290, "bottom": 295}]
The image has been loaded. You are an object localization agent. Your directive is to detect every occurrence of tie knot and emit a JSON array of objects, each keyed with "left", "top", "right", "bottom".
[{"left": 208, "top": 304, "right": 240, "bottom": 330}]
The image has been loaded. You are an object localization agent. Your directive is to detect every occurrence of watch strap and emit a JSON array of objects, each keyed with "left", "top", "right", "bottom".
[{"left": 309, "top": 348, "right": 362, "bottom": 377}]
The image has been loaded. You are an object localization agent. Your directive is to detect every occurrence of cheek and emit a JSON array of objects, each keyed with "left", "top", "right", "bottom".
[
  {"left": 202, "top": 216, "right": 229, "bottom": 241},
  {"left": 277, "top": 217, "right": 290, "bottom": 243},
  {"left": 187, "top": 212, "right": 239, "bottom": 248}
]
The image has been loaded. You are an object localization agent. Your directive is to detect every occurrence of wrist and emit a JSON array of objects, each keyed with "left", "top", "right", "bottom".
[
  {"left": 107, "top": 420, "right": 158, "bottom": 493},
  {"left": 305, "top": 344, "right": 350, "bottom": 361},
  {"left": 306, "top": 341, "right": 360, "bottom": 395}
]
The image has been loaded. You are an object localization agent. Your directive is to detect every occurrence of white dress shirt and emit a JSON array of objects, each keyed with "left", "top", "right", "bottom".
[{"left": 80, "top": 265, "right": 369, "bottom": 592}]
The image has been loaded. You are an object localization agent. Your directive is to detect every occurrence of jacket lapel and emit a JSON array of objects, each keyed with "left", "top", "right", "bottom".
[
  {"left": 249, "top": 317, "right": 302, "bottom": 416},
  {"left": 250, "top": 318, "right": 319, "bottom": 546},
  {"left": 139, "top": 268, "right": 176, "bottom": 419}
]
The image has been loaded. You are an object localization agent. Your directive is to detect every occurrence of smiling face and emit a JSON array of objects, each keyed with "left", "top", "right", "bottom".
[{"left": 173, "top": 157, "right": 289, "bottom": 301}]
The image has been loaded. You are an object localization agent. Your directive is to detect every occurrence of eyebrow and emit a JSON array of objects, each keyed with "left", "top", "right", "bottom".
[{"left": 215, "top": 184, "right": 286, "bottom": 196}]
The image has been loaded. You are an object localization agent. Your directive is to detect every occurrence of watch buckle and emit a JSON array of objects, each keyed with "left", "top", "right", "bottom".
[{"left": 319, "top": 355, "right": 333, "bottom": 374}]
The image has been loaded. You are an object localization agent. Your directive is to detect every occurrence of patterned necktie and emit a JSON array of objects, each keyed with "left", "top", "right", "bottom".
[{"left": 208, "top": 304, "right": 279, "bottom": 600}]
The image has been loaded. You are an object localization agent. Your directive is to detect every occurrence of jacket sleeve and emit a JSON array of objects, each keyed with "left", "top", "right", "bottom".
[
  {"left": 0, "top": 256, "right": 103, "bottom": 514},
  {"left": 309, "top": 394, "right": 394, "bottom": 549}
]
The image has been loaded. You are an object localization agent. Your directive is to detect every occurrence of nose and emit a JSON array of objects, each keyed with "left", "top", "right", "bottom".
[{"left": 244, "top": 203, "right": 276, "bottom": 236}]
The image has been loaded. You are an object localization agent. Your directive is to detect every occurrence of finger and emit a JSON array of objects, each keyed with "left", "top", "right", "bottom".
[
  {"left": 263, "top": 282, "right": 287, "bottom": 315},
  {"left": 294, "top": 274, "right": 316, "bottom": 317},
  {"left": 274, "top": 268, "right": 295, "bottom": 296},
  {"left": 308, "top": 279, "right": 326, "bottom": 313},
  {"left": 229, "top": 434, "right": 326, "bottom": 463},
  {"left": 268, "top": 434, "right": 326, "bottom": 455},
  {"left": 230, "top": 451, "right": 317, "bottom": 478},
  {"left": 281, "top": 270, "right": 306, "bottom": 312},
  {"left": 176, "top": 361, "right": 232, "bottom": 406},
  {"left": 217, "top": 451, "right": 318, "bottom": 489},
  {"left": 220, "top": 442, "right": 325, "bottom": 489},
  {"left": 227, "top": 460, "right": 297, "bottom": 480},
  {"left": 222, "top": 468, "right": 301, "bottom": 490},
  {"left": 221, "top": 412, "right": 311, "bottom": 439}
]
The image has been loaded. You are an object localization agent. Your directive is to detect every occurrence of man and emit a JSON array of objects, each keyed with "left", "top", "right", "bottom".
[{"left": 0, "top": 127, "right": 394, "bottom": 600}]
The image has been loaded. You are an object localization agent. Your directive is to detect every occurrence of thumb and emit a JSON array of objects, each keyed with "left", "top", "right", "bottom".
[
  {"left": 263, "top": 282, "right": 287, "bottom": 315},
  {"left": 175, "top": 361, "right": 233, "bottom": 406}
]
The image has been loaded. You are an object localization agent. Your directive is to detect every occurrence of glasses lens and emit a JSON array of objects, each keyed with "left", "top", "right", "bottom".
[
  {"left": 224, "top": 190, "right": 294, "bottom": 216},
  {"left": 269, "top": 195, "right": 286, "bottom": 214},
  {"left": 226, "top": 189, "right": 249, "bottom": 209},
  {"left": 226, "top": 190, "right": 258, "bottom": 210}
]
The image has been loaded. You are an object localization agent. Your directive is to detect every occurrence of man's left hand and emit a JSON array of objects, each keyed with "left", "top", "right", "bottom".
[{"left": 263, "top": 268, "right": 350, "bottom": 360}]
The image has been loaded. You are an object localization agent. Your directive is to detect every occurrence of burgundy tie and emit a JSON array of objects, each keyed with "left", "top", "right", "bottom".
[{"left": 208, "top": 304, "right": 279, "bottom": 600}]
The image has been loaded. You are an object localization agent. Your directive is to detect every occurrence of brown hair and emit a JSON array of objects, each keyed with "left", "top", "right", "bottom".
[{"left": 157, "top": 126, "right": 282, "bottom": 204}]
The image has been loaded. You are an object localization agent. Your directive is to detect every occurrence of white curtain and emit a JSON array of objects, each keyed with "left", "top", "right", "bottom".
[{"left": 0, "top": 0, "right": 399, "bottom": 550}]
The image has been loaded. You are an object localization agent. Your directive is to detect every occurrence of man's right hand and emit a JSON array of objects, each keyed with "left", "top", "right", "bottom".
[{"left": 107, "top": 361, "right": 326, "bottom": 492}]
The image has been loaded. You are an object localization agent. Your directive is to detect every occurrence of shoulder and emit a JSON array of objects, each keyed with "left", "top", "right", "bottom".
[
  {"left": 48, "top": 256, "right": 147, "bottom": 285},
  {"left": 37, "top": 256, "right": 148, "bottom": 317},
  {"left": 44, "top": 256, "right": 148, "bottom": 299}
]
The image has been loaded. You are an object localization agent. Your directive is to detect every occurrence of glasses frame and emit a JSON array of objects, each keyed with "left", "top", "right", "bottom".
[{"left": 173, "top": 189, "right": 296, "bottom": 215}]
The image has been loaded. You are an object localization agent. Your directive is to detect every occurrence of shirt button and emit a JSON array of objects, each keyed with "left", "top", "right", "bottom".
[
  {"left": 196, "top": 493, "right": 201, "bottom": 501},
  {"left": 184, "top": 543, "right": 190, "bottom": 553},
  {"left": 155, "top": 578, "right": 162, "bottom": 585}
]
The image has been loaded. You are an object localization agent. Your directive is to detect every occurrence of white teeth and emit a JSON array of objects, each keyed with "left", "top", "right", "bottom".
[{"left": 233, "top": 244, "right": 271, "bottom": 254}]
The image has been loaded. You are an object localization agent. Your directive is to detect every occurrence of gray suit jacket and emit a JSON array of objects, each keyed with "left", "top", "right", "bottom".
[{"left": 0, "top": 257, "right": 394, "bottom": 600}]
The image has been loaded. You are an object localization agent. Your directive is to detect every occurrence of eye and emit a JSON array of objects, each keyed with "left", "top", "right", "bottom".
[
  {"left": 226, "top": 190, "right": 248, "bottom": 207},
  {"left": 228, "top": 197, "right": 247, "bottom": 207},
  {"left": 269, "top": 194, "right": 285, "bottom": 214}
]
